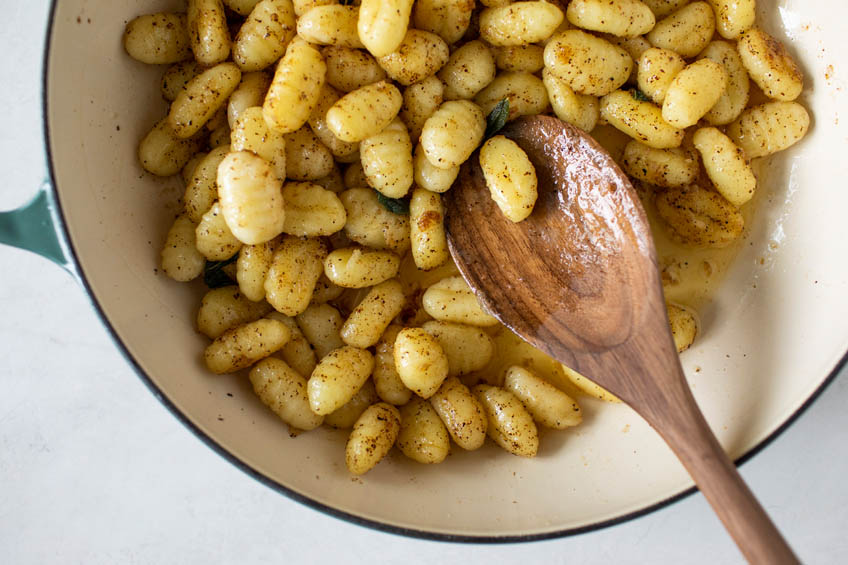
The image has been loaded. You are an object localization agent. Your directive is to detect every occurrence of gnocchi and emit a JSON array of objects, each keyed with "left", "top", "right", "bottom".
[
  {"left": 230, "top": 107, "right": 286, "bottom": 181},
  {"left": 479, "top": 135, "right": 538, "bottom": 222},
  {"left": 357, "top": 0, "right": 415, "bottom": 58},
  {"left": 726, "top": 101, "right": 810, "bottom": 159},
  {"left": 737, "top": 28, "right": 804, "bottom": 102},
  {"left": 474, "top": 71, "right": 550, "bottom": 121},
  {"left": 233, "top": 0, "right": 297, "bottom": 71},
  {"left": 323, "top": 46, "right": 388, "bottom": 93},
  {"left": 566, "top": 0, "right": 656, "bottom": 38},
  {"left": 184, "top": 145, "right": 231, "bottom": 222},
  {"left": 655, "top": 184, "right": 745, "bottom": 248},
  {"left": 340, "top": 188, "right": 410, "bottom": 253},
  {"left": 473, "top": 384, "right": 539, "bottom": 457},
  {"left": 345, "top": 403, "right": 401, "bottom": 475},
  {"left": 542, "top": 69, "right": 599, "bottom": 132},
  {"left": 480, "top": 2, "right": 564, "bottom": 46},
  {"left": 413, "top": 0, "right": 475, "bottom": 45},
  {"left": 307, "top": 85, "right": 360, "bottom": 161},
  {"left": 265, "top": 236, "right": 328, "bottom": 315},
  {"left": 661, "top": 59, "right": 728, "bottom": 129},
  {"left": 296, "top": 303, "right": 345, "bottom": 358},
  {"left": 227, "top": 71, "right": 272, "bottom": 128},
  {"left": 282, "top": 126, "right": 335, "bottom": 181},
  {"left": 667, "top": 303, "right": 698, "bottom": 353},
  {"left": 621, "top": 141, "right": 698, "bottom": 189},
  {"left": 692, "top": 127, "right": 757, "bottom": 207},
  {"left": 161, "top": 214, "right": 206, "bottom": 282},
  {"left": 421, "top": 321, "right": 494, "bottom": 376},
  {"left": 503, "top": 366, "right": 581, "bottom": 429},
  {"left": 169, "top": 63, "right": 242, "bottom": 139},
  {"left": 394, "top": 327, "right": 450, "bottom": 399},
  {"left": 420, "top": 100, "right": 485, "bottom": 169},
  {"left": 360, "top": 119, "right": 414, "bottom": 198},
  {"left": 324, "top": 247, "right": 401, "bottom": 288},
  {"left": 543, "top": 30, "right": 633, "bottom": 97},
  {"left": 340, "top": 279, "right": 406, "bottom": 348},
  {"left": 641, "top": 0, "right": 688, "bottom": 19},
  {"left": 646, "top": 2, "right": 715, "bottom": 58},
  {"left": 250, "top": 358, "right": 324, "bottom": 430},
  {"left": 707, "top": 0, "right": 755, "bottom": 40},
  {"left": 307, "top": 345, "right": 374, "bottom": 415},
  {"left": 429, "top": 376, "right": 487, "bottom": 450},
  {"left": 397, "top": 397, "right": 451, "bottom": 464},
  {"left": 409, "top": 188, "right": 450, "bottom": 271},
  {"left": 636, "top": 47, "right": 686, "bottom": 105},
  {"left": 603, "top": 34, "right": 652, "bottom": 83},
  {"left": 326, "top": 81, "right": 403, "bottom": 143},
  {"left": 267, "top": 313, "right": 319, "bottom": 378},
  {"left": 296, "top": 5, "right": 363, "bottom": 48},
  {"left": 263, "top": 38, "right": 326, "bottom": 134},
  {"left": 197, "top": 286, "right": 273, "bottom": 339},
  {"left": 224, "top": 0, "right": 261, "bottom": 16},
  {"left": 422, "top": 276, "right": 498, "bottom": 327},
  {"left": 377, "top": 30, "right": 450, "bottom": 86},
  {"left": 373, "top": 324, "right": 414, "bottom": 406},
  {"left": 324, "top": 380, "right": 379, "bottom": 429},
  {"left": 161, "top": 61, "right": 202, "bottom": 103},
  {"left": 494, "top": 45, "right": 545, "bottom": 74},
  {"left": 438, "top": 40, "right": 497, "bottom": 101},
  {"left": 217, "top": 151, "right": 286, "bottom": 245},
  {"left": 236, "top": 239, "right": 277, "bottom": 301},
  {"left": 124, "top": 13, "right": 191, "bottom": 65},
  {"left": 413, "top": 144, "right": 460, "bottom": 194},
  {"left": 400, "top": 75, "right": 444, "bottom": 141},
  {"left": 196, "top": 202, "right": 243, "bottom": 260},
  {"left": 187, "top": 0, "right": 231, "bottom": 66},
  {"left": 132, "top": 0, "right": 811, "bottom": 474},
  {"left": 281, "top": 182, "right": 347, "bottom": 236},
  {"left": 204, "top": 318, "right": 290, "bottom": 374},
  {"left": 600, "top": 89, "right": 684, "bottom": 149},
  {"left": 138, "top": 117, "right": 203, "bottom": 177},
  {"left": 699, "top": 41, "right": 751, "bottom": 126}
]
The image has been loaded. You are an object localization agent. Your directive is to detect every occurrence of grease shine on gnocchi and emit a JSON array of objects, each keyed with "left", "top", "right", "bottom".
[{"left": 130, "top": 0, "right": 810, "bottom": 475}]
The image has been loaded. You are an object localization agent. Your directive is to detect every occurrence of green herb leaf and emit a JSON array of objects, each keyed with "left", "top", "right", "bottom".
[
  {"left": 630, "top": 88, "right": 651, "bottom": 102},
  {"left": 376, "top": 191, "right": 410, "bottom": 215},
  {"left": 203, "top": 253, "right": 239, "bottom": 289},
  {"left": 484, "top": 98, "right": 510, "bottom": 140}
]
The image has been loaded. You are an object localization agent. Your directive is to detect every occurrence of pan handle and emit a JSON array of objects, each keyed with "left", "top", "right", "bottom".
[{"left": 0, "top": 181, "right": 73, "bottom": 272}]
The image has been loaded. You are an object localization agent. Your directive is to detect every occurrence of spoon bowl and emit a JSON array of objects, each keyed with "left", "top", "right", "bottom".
[{"left": 444, "top": 115, "right": 798, "bottom": 563}]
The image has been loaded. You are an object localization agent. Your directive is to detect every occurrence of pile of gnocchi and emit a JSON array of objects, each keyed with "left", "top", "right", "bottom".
[{"left": 126, "top": 0, "right": 810, "bottom": 475}]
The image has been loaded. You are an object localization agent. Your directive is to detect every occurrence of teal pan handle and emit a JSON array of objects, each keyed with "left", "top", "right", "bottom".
[{"left": 0, "top": 182, "right": 73, "bottom": 271}]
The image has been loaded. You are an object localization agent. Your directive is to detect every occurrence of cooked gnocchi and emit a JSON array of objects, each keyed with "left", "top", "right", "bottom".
[
  {"left": 478, "top": 135, "right": 538, "bottom": 222},
  {"left": 134, "top": 0, "right": 810, "bottom": 474}
]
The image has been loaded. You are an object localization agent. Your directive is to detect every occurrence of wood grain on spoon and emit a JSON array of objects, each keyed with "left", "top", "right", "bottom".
[{"left": 444, "top": 115, "right": 798, "bottom": 564}]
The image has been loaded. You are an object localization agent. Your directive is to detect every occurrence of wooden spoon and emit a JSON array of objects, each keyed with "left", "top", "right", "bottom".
[{"left": 444, "top": 115, "right": 798, "bottom": 564}]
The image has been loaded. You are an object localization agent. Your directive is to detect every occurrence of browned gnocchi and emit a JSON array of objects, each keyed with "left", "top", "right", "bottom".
[{"left": 133, "top": 0, "right": 810, "bottom": 475}]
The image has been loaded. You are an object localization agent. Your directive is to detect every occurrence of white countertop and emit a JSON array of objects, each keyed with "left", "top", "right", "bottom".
[{"left": 2, "top": 2, "right": 847, "bottom": 563}]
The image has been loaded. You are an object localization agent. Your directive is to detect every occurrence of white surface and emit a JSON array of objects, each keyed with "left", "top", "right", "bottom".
[{"left": 1, "top": 2, "right": 847, "bottom": 563}]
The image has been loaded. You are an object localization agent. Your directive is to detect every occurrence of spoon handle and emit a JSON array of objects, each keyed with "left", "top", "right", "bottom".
[{"left": 653, "top": 372, "right": 799, "bottom": 564}]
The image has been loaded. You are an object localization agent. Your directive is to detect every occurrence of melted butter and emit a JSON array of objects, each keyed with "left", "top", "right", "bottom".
[
  {"left": 591, "top": 123, "right": 758, "bottom": 311},
  {"left": 648, "top": 192, "right": 754, "bottom": 310}
]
